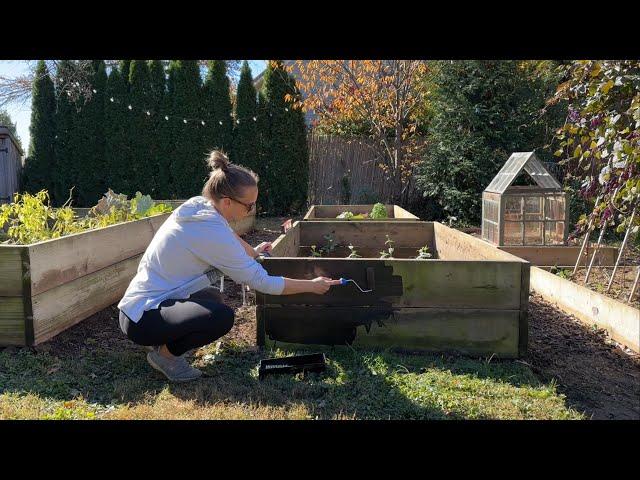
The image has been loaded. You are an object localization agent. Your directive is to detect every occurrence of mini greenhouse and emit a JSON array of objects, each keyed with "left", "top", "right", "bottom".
[{"left": 482, "top": 152, "right": 568, "bottom": 246}]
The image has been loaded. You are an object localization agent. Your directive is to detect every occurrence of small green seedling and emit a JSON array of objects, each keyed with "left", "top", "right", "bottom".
[
  {"left": 416, "top": 245, "right": 432, "bottom": 259},
  {"left": 379, "top": 234, "right": 394, "bottom": 259},
  {"left": 320, "top": 233, "right": 337, "bottom": 256},
  {"left": 347, "top": 244, "right": 361, "bottom": 258},
  {"left": 310, "top": 245, "right": 322, "bottom": 257}
]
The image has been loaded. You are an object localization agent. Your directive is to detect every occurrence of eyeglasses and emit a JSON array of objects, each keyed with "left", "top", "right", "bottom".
[{"left": 222, "top": 196, "right": 256, "bottom": 213}]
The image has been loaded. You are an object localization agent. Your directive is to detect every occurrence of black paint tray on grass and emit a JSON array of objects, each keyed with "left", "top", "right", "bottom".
[{"left": 258, "top": 353, "right": 327, "bottom": 379}]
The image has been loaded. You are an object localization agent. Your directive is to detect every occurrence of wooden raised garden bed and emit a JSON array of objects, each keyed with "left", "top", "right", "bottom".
[
  {"left": 0, "top": 213, "right": 170, "bottom": 346},
  {"left": 303, "top": 204, "right": 419, "bottom": 221},
  {"left": 256, "top": 221, "right": 530, "bottom": 358}
]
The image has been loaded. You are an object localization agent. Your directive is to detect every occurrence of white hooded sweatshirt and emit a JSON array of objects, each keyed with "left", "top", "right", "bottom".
[{"left": 117, "top": 196, "right": 285, "bottom": 322}]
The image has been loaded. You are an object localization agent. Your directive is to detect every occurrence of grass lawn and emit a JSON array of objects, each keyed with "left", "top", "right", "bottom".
[{"left": 0, "top": 335, "right": 583, "bottom": 420}]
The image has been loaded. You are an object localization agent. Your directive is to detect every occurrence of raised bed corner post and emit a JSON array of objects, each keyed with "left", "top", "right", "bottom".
[
  {"left": 607, "top": 207, "right": 636, "bottom": 293},
  {"left": 574, "top": 195, "right": 601, "bottom": 274}
]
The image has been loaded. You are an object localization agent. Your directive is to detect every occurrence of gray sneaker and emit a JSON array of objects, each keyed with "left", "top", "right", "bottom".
[{"left": 146, "top": 350, "right": 203, "bottom": 382}]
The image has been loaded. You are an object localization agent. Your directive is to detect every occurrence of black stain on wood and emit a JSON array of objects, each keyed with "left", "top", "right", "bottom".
[{"left": 257, "top": 259, "right": 403, "bottom": 346}]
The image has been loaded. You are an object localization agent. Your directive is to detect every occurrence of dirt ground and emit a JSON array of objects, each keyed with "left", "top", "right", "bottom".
[{"left": 17, "top": 216, "right": 640, "bottom": 420}]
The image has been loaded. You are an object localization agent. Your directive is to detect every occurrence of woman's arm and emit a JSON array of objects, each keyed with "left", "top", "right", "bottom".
[
  {"left": 282, "top": 277, "right": 341, "bottom": 295},
  {"left": 234, "top": 232, "right": 258, "bottom": 258}
]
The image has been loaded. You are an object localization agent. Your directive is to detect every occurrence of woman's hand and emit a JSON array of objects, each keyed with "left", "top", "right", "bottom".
[
  {"left": 254, "top": 242, "right": 273, "bottom": 256},
  {"left": 308, "top": 276, "right": 342, "bottom": 294}
]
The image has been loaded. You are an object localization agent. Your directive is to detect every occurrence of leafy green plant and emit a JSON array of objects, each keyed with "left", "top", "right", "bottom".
[
  {"left": 347, "top": 244, "right": 361, "bottom": 258},
  {"left": 0, "top": 190, "right": 85, "bottom": 244},
  {"left": 336, "top": 211, "right": 367, "bottom": 220},
  {"left": 0, "top": 188, "right": 172, "bottom": 245},
  {"left": 310, "top": 245, "right": 322, "bottom": 257},
  {"left": 337, "top": 211, "right": 355, "bottom": 220},
  {"left": 379, "top": 234, "right": 395, "bottom": 258},
  {"left": 319, "top": 233, "right": 337, "bottom": 256},
  {"left": 416, "top": 245, "right": 432, "bottom": 259},
  {"left": 370, "top": 203, "right": 388, "bottom": 219}
]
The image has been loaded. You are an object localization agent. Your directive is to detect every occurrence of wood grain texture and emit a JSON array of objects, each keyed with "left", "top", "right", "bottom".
[
  {"left": 0, "top": 246, "right": 26, "bottom": 296},
  {"left": 257, "top": 258, "right": 522, "bottom": 309},
  {"left": 260, "top": 306, "right": 521, "bottom": 357},
  {"left": 30, "top": 254, "right": 142, "bottom": 345},
  {"left": 27, "top": 216, "right": 161, "bottom": 296},
  {"left": 434, "top": 222, "right": 526, "bottom": 262},
  {"left": 0, "top": 296, "right": 25, "bottom": 345}
]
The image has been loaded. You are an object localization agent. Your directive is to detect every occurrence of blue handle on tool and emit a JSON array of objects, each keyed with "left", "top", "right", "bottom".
[{"left": 339, "top": 277, "right": 349, "bottom": 285}]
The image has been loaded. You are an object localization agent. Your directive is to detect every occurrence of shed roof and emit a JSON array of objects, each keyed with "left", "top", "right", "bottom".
[
  {"left": 484, "top": 151, "right": 561, "bottom": 194},
  {"left": 0, "top": 126, "right": 23, "bottom": 156}
]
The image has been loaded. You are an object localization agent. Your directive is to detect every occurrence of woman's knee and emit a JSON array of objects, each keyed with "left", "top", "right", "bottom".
[{"left": 218, "top": 304, "right": 235, "bottom": 334}]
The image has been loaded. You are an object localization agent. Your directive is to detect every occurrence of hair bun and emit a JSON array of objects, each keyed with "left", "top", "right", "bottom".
[{"left": 207, "top": 150, "right": 230, "bottom": 172}]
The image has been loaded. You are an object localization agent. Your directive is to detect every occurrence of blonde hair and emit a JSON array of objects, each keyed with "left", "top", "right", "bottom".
[{"left": 202, "top": 150, "right": 259, "bottom": 201}]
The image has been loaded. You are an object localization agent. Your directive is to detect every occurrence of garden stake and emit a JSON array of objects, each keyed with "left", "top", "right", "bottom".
[
  {"left": 606, "top": 207, "right": 636, "bottom": 293},
  {"left": 585, "top": 221, "right": 608, "bottom": 284},
  {"left": 574, "top": 195, "right": 601, "bottom": 274}
]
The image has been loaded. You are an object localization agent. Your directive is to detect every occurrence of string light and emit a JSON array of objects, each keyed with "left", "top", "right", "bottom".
[{"left": 73, "top": 86, "right": 295, "bottom": 128}]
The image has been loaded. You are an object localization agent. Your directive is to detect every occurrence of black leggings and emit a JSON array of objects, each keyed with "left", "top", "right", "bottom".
[{"left": 119, "top": 287, "right": 234, "bottom": 356}]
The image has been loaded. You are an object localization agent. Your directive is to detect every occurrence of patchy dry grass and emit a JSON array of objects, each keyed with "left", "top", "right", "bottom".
[{"left": 0, "top": 339, "right": 584, "bottom": 420}]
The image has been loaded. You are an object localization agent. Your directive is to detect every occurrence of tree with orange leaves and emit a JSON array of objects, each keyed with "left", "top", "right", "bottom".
[{"left": 287, "top": 60, "right": 429, "bottom": 204}]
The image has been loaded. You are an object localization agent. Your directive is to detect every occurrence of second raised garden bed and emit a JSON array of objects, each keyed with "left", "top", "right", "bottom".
[
  {"left": 303, "top": 204, "right": 419, "bottom": 221},
  {"left": 256, "top": 220, "right": 530, "bottom": 358}
]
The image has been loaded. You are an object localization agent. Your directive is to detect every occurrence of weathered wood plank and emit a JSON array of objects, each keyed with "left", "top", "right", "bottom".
[
  {"left": 531, "top": 266, "right": 640, "bottom": 353},
  {"left": 30, "top": 254, "right": 142, "bottom": 345},
  {"left": 271, "top": 222, "right": 300, "bottom": 257},
  {"left": 519, "top": 263, "right": 530, "bottom": 356},
  {"left": 27, "top": 215, "right": 165, "bottom": 296},
  {"left": 303, "top": 204, "right": 418, "bottom": 221},
  {"left": 0, "top": 246, "right": 26, "bottom": 296},
  {"left": 260, "top": 306, "right": 521, "bottom": 358},
  {"left": 257, "top": 258, "right": 403, "bottom": 306},
  {"left": 0, "top": 297, "right": 25, "bottom": 345},
  {"left": 258, "top": 258, "right": 522, "bottom": 309},
  {"left": 303, "top": 205, "right": 316, "bottom": 220},
  {"left": 299, "top": 221, "right": 433, "bottom": 249},
  {"left": 434, "top": 222, "right": 526, "bottom": 262},
  {"left": 393, "top": 205, "right": 419, "bottom": 220},
  {"left": 498, "top": 245, "right": 618, "bottom": 267}
]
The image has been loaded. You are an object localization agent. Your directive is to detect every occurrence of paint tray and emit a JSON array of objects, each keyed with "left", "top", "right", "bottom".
[{"left": 258, "top": 353, "right": 327, "bottom": 380}]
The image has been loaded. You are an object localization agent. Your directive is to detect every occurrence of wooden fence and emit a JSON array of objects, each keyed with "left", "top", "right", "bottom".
[{"left": 307, "top": 130, "right": 421, "bottom": 206}]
